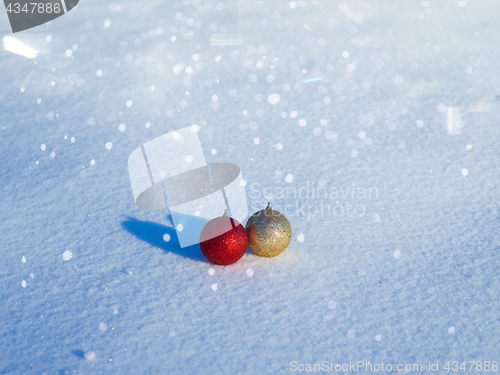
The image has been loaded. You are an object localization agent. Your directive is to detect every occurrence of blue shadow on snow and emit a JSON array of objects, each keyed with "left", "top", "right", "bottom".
[
  {"left": 71, "top": 349, "right": 85, "bottom": 359},
  {"left": 121, "top": 216, "right": 209, "bottom": 263}
]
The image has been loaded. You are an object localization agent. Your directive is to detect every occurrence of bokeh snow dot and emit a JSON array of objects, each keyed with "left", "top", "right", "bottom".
[
  {"left": 285, "top": 174, "right": 293, "bottom": 183},
  {"left": 246, "top": 268, "right": 254, "bottom": 277},
  {"left": 22, "top": 280, "right": 26, "bottom": 288},
  {"left": 119, "top": 124, "right": 126, "bottom": 132},
  {"left": 62, "top": 251, "right": 72, "bottom": 261},
  {"left": 297, "top": 233, "right": 304, "bottom": 242},
  {"left": 254, "top": 138, "right": 260, "bottom": 145},
  {"left": 163, "top": 234, "right": 171, "bottom": 242},
  {"left": 299, "top": 119, "right": 307, "bottom": 127},
  {"left": 99, "top": 322, "right": 108, "bottom": 331},
  {"left": 268, "top": 94, "right": 280, "bottom": 105},
  {"left": 461, "top": 168, "right": 468, "bottom": 177},
  {"left": 448, "top": 327, "right": 455, "bottom": 334},
  {"left": 211, "top": 284, "right": 217, "bottom": 291},
  {"left": 106, "top": 142, "right": 113, "bottom": 150},
  {"left": 394, "top": 249, "right": 402, "bottom": 259},
  {"left": 84, "top": 351, "right": 96, "bottom": 360},
  {"left": 375, "top": 335, "right": 381, "bottom": 341},
  {"left": 208, "top": 268, "right": 215, "bottom": 276}
]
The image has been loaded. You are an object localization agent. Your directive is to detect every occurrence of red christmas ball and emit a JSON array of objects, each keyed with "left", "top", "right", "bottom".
[{"left": 199, "top": 214, "right": 248, "bottom": 266}]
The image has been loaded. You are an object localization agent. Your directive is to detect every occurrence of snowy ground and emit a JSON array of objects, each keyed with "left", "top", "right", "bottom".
[{"left": 1, "top": 0, "right": 500, "bottom": 374}]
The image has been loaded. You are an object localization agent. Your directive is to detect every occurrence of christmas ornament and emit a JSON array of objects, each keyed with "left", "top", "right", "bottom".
[
  {"left": 199, "top": 210, "right": 248, "bottom": 265},
  {"left": 245, "top": 202, "right": 292, "bottom": 257}
]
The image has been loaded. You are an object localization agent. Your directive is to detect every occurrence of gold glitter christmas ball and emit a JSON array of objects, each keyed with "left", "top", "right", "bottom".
[{"left": 245, "top": 203, "right": 292, "bottom": 257}]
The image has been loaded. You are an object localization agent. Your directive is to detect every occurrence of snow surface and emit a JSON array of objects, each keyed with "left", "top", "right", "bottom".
[{"left": 1, "top": 0, "right": 500, "bottom": 374}]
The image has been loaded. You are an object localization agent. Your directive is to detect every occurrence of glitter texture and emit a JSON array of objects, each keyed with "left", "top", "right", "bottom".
[
  {"left": 199, "top": 215, "right": 248, "bottom": 266},
  {"left": 245, "top": 203, "right": 292, "bottom": 257}
]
